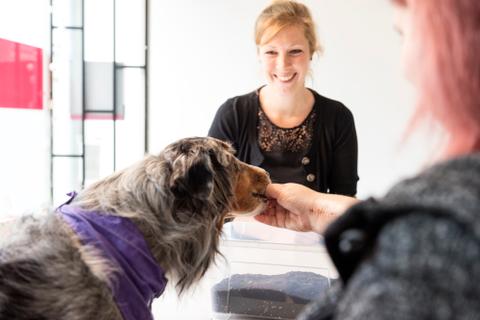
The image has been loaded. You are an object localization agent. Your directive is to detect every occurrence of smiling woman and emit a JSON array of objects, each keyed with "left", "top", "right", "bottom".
[{"left": 208, "top": 0, "right": 359, "bottom": 197}]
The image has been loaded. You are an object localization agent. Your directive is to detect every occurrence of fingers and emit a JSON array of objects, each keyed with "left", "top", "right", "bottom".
[
  {"left": 254, "top": 214, "right": 275, "bottom": 226},
  {"left": 266, "top": 183, "right": 283, "bottom": 200},
  {"left": 254, "top": 210, "right": 277, "bottom": 226},
  {"left": 255, "top": 200, "right": 288, "bottom": 229},
  {"left": 256, "top": 205, "right": 309, "bottom": 232},
  {"left": 260, "top": 200, "right": 276, "bottom": 216}
]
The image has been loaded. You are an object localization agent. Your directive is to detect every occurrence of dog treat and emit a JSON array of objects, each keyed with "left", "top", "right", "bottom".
[{"left": 211, "top": 271, "right": 333, "bottom": 319}]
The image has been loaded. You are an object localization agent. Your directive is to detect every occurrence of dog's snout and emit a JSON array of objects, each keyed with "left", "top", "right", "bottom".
[
  {"left": 248, "top": 166, "right": 270, "bottom": 201},
  {"left": 258, "top": 168, "right": 271, "bottom": 185},
  {"left": 264, "top": 169, "right": 271, "bottom": 181},
  {"left": 247, "top": 164, "right": 271, "bottom": 183},
  {"left": 255, "top": 166, "right": 269, "bottom": 179}
]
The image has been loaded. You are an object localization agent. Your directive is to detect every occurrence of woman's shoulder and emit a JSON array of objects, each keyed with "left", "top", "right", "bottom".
[
  {"left": 380, "top": 153, "right": 480, "bottom": 226},
  {"left": 336, "top": 153, "right": 480, "bottom": 241},
  {"left": 222, "top": 89, "right": 259, "bottom": 106},
  {"left": 317, "top": 153, "right": 480, "bottom": 320},
  {"left": 309, "top": 90, "right": 355, "bottom": 128},
  {"left": 387, "top": 153, "right": 480, "bottom": 199},
  {"left": 216, "top": 89, "right": 260, "bottom": 115},
  {"left": 310, "top": 89, "right": 353, "bottom": 119}
]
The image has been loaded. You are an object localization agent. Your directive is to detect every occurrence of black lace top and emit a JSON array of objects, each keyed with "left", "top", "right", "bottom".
[
  {"left": 257, "top": 107, "right": 317, "bottom": 186},
  {"left": 257, "top": 107, "right": 316, "bottom": 153}
]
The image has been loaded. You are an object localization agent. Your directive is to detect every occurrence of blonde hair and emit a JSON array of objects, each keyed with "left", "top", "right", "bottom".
[{"left": 255, "top": 0, "right": 322, "bottom": 57}]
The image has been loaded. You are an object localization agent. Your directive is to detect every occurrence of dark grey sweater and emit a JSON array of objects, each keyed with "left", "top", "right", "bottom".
[{"left": 300, "top": 153, "right": 480, "bottom": 320}]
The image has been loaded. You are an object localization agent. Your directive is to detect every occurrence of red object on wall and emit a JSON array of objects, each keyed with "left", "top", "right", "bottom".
[{"left": 0, "top": 38, "right": 43, "bottom": 110}]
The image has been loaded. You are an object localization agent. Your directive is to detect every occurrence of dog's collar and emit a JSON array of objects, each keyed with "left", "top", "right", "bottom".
[{"left": 57, "top": 193, "right": 167, "bottom": 320}]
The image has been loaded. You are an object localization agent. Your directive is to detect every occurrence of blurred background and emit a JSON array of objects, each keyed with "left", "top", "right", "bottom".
[{"left": 0, "top": 0, "right": 429, "bottom": 217}]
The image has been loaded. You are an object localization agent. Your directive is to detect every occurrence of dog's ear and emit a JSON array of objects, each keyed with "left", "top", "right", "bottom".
[
  {"left": 207, "top": 140, "right": 235, "bottom": 168},
  {"left": 170, "top": 153, "right": 214, "bottom": 200},
  {"left": 209, "top": 148, "right": 230, "bottom": 168}
]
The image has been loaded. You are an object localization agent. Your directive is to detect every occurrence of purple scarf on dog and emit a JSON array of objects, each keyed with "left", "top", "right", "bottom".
[{"left": 57, "top": 192, "right": 167, "bottom": 320}]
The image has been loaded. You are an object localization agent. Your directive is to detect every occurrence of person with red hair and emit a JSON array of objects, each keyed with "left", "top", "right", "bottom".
[{"left": 256, "top": 0, "right": 480, "bottom": 318}]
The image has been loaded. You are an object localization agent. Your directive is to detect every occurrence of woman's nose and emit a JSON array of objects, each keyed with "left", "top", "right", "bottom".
[{"left": 276, "top": 53, "right": 291, "bottom": 67}]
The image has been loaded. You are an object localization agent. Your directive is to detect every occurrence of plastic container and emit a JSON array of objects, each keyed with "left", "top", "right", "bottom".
[{"left": 211, "top": 219, "right": 338, "bottom": 320}]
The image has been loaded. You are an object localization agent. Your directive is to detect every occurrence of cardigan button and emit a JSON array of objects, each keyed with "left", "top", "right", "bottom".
[
  {"left": 301, "top": 156, "right": 310, "bottom": 165},
  {"left": 306, "top": 174, "right": 315, "bottom": 182}
]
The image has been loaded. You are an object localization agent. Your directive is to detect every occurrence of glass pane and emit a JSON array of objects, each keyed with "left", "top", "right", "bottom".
[
  {"left": 52, "top": 157, "right": 83, "bottom": 207},
  {"left": 116, "top": 0, "right": 146, "bottom": 66},
  {"left": 84, "top": 120, "right": 114, "bottom": 187},
  {"left": 85, "top": 61, "right": 114, "bottom": 113},
  {"left": 115, "top": 68, "right": 145, "bottom": 169},
  {"left": 51, "top": 28, "right": 83, "bottom": 155},
  {"left": 52, "top": 0, "right": 83, "bottom": 28},
  {"left": 84, "top": 0, "right": 114, "bottom": 62}
]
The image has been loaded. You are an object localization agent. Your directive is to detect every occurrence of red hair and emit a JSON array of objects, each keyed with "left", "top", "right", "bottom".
[{"left": 399, "top": 0, "right": 480, "bottom": 157}]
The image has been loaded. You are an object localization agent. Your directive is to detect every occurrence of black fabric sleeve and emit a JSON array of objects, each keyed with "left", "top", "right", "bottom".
[
  {"left": 207, "top": 99, "right": 239, "bottom": 151},
  {"left": 328, "top": 106, "right": 358, "bottom": 196}
]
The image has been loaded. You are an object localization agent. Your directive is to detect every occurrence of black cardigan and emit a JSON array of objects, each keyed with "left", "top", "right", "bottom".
[{"left": 208, "top": 88, "right": 359, "bottom": 196}]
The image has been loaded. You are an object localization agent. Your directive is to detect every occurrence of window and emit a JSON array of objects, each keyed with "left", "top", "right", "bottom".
[{"left": 50, "top": 0, "right": 147, "bottom": 205}]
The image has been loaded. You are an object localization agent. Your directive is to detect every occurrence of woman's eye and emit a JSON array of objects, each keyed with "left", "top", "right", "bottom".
[
  {"left": 290, "top": 49, "right": 303, "bottom": 55},
  {"left": 265, "top": 51, "right": 277, "bottom": 55}
]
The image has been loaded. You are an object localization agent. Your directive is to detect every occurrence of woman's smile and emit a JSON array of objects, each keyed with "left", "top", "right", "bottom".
[{"left": 275, "top": 72, "right": 297, "bottom": 83}]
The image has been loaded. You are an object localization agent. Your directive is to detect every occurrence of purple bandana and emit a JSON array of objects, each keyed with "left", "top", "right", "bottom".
[{"left": 57, "top": 192, "right": 167, "bottom": 320}]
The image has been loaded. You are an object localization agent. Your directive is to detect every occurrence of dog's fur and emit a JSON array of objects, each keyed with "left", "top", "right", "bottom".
[{"left": 0, "top": 137, "right": 270, "bottom": 320}]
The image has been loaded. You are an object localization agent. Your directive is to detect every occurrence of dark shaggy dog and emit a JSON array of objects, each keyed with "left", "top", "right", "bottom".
[{"left": 0, "top": 137, "right": 270, "bottom": 320}]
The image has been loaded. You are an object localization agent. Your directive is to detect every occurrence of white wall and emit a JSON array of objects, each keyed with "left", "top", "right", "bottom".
[
  {"left": 149, "top": 0, "right": 430, "bottom": 198},
  {"left": 0, "top": 0, "right": 51, "bottom": 218},
  {"left": 0, "top": 0, "right": 434, "bottom": 220}
]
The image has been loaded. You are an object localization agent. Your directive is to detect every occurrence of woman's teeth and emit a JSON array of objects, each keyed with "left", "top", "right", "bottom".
[{"left": 276, "top": 74, "right": 295, "bottom": 82}]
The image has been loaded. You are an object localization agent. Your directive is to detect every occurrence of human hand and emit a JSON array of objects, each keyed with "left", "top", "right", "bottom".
[{"left": 254, "top": 183, "right": 359, "bottom": 234}]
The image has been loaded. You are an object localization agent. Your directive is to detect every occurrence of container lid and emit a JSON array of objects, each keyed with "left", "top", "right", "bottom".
[{"left": 222, "top": 217, "right": 323, "bottom": 246}]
